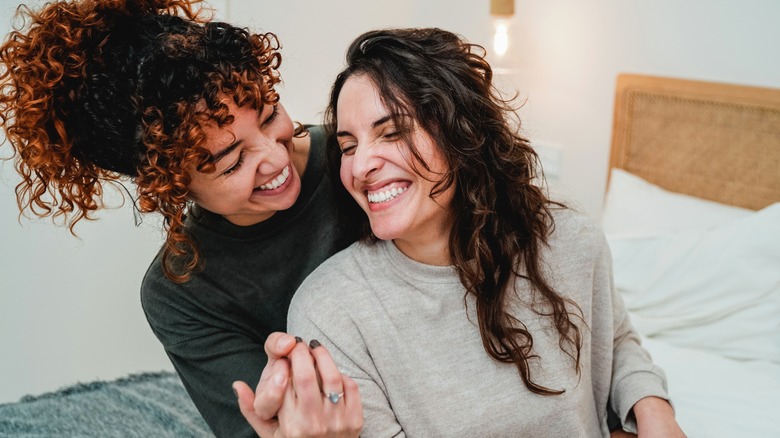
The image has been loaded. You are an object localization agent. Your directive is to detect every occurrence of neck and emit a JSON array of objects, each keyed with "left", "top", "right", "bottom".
[{"left": 393, "top": 232, "right": 451, "bottom": 266}]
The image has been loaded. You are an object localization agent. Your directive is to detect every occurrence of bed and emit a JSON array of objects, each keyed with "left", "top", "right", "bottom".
[
  {"left": 601, "top": 73, "right": 780, "bottom": 437},
  {"left": 0, "top": 372, "right": 212, "bottom": 437}
]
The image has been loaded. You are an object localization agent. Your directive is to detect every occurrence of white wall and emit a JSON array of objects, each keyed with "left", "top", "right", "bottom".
[
  {"left": 2, "top": 0, "right": 779, "bottom": 404},
  {"left": 0, "top": 1, "right": 170, "bottom": 403}
]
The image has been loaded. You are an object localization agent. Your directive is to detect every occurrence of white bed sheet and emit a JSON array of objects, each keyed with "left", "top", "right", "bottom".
[
  {"left": 639, "top": 334, "right": 780, "bottom": 438},
  {"left": 604, "top": 169, "right": 780, "bottom": 437}
]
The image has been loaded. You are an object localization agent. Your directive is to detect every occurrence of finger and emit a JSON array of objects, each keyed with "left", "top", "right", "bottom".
[
  {"left": 277, "top": 378, "right": 301, "bottom": 438},
  {"left": 265, "top": 332, "right": 297, "bottom": 360},
  {"left": 309, "top": 340, "right": 344, "bottom": 402},
  {"left": 253, "top": 358, "right": 290, "bottom": 421},
  {"left": 255, "top": 333, "right": 297, "bottom": 398},
  {"left": 342, "top": 375, "right": 364, "bottom": 432},
  {"left": 289, "top": 340, "right": 323, "bottom": 411},
  {"left": 233, "top": 381, "right": 276, "bottom": 437}
]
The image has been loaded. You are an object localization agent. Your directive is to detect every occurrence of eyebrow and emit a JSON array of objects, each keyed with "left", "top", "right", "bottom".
[
  {"left": 336, "top": 115, "right": 393, "bottom": 138},
  {"left": 212, "top": 139, "right": 243, "bottom": 164},
  {"left": 211, "top": 105, "right": 271, "bottom": 164}
]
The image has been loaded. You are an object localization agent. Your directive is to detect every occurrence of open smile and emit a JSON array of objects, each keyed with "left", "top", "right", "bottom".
[
  {"left": 366, "top": 181, "right": 410, "bottom": 205},
  {"left": 256, "top": 166, "right": 290, "bottom": 191}
]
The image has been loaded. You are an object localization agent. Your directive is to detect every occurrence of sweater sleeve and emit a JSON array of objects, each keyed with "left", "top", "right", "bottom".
[
  {"left": 597, "top": 233, "right": 670, "bottom": 433},
  {"left": 288, "top": 271, "right": 406, "bottom": 438},
  {"left": 141, "top": 272, "right": 261, "bottom": 438}
]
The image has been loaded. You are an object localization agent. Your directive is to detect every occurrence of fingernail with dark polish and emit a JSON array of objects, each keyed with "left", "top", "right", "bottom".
[
  {"left": 309, "top": 339, "right": 321, "bottom": 349},
  {"left": 294, "top": 336, "right": 303, "bottom": 343}
]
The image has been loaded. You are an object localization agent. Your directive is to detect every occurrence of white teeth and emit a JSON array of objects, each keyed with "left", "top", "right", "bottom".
[
  {"left": 258, "top": 166, "right": 289, "bottom": 190},
  {"left": 368, "top": 186, "right": 406, "bottom": 204}
]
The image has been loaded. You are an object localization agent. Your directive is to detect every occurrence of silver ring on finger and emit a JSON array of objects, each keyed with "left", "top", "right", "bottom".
[{"left": 325, "top": 391, "right": 344, "bottom": 404}]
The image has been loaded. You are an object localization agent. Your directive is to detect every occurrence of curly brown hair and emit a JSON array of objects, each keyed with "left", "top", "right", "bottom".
[
  {"left": 326, "top": 28, "right": 583, "bottom": 395},
  {"left": 0, "top": 0, "right": 285, "bottom": 282}
]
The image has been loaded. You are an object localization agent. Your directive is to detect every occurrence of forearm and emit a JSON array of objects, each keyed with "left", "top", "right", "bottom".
[
  {"left": 167, "top": 348, "right": 263, "bottom": 438},
  {"left": 632, "top": 396, "right": 686, "bottom": 438},
  {"left": 633, "top": 396, "right": 673, "bottom": 424}
]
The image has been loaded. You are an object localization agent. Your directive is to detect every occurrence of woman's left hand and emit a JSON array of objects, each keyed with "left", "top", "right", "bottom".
[{"left": 280, "top": 340, "right": 363, "bottom": 437}]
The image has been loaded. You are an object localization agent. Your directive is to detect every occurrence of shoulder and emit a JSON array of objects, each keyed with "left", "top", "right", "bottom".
[
  {"left": 546, "top": 206, "right": 610, "bottom": 267},
  {"left": 286, "top": 241, "right": 396, "bottom": 350},
  {"left": 549, "top": 206, "right": 606, "bottom": 248},
  {"left": 140, "top": 253, "right": 179, "bottom": 321},
  {"left": 289, "top": 241, "right": 380, "bottom": 314},
  {"left": 140, "top": 251, "right": 169, "bottom": 312},
  {"left": 293, "top": 242, "right": 371, "bottom": 295},
  {"left": 140, "top": 251, "right": 197, "bottom": 339},
  {"left": 293, "top": 124, "right": 336, "bottom": 197},
  {"left": 293, "top": 125, "right": 326, "bottom": 158},
  {"left": 305, "top": 124, "right": 327, "bottom": 148}
]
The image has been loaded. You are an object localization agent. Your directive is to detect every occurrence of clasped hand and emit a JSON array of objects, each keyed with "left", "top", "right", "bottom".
[{"left": 233, "top": 333, "right": 363, "bottom": 438}]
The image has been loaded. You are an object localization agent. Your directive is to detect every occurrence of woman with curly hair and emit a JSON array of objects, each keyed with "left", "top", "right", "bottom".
[
  {"left": 0, "top": 0, "right": 362, "bottom": 436},
  {"left": 259, "top": 28, "right": 687, "bottom": 437}
]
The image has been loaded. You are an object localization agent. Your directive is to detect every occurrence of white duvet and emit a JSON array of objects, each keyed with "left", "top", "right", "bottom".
[
  {"left": 640, "top": 335, "right": 780, "bottom": 438},
  {"left": 603, "top": 169, "right": 780, "bottom": 438}
]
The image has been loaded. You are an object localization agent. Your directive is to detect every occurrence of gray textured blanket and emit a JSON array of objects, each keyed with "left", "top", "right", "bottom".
[{"left": 0, "top": 371, "right": 212, "bottom": 437}]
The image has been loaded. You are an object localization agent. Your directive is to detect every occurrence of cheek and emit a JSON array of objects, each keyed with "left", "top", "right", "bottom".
[
  {"left": 187, "top": 173, "right": 233, "bottom": 205},
  {"left": 276, "top": 111, "right": 295, "bottom": 140},
  {"left": 339, "top": 159, "right": 353, "bottom": 190},
  {"left": 186, "top": 174, "right": 204, "bottom": 202}
]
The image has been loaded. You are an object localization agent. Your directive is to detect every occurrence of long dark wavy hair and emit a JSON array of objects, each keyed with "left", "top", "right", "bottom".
[
  {"left": 325, "top": 28, "right": 583, "bottom": 395},
  {"left": 0, "top": 0, "right": 289, "bottom": 282}
]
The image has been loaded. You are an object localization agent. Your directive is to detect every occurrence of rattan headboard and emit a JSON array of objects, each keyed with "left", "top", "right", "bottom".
[{"left": 609, "top": 74, "right": 780, "bottom": 210}]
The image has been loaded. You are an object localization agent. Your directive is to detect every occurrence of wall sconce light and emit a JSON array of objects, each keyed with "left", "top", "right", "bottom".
[{"left": 490, "top": 0, "right": 514, "bottom": 59}]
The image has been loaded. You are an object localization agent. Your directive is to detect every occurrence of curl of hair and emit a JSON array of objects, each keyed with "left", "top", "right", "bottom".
[
  {"left": 0, "top": 0, "right": 282, "bottom": 282},
  {"left": 326, "top": 28, "right": 583, "bottom": 395}
]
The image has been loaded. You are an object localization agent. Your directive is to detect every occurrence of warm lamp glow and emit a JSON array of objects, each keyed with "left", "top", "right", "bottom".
[
  {"left": 490, "top": 0, "right": 514, "bottom": 62},
  {"left": 493, "top": 21, "right": 509, "bottom": 57}
]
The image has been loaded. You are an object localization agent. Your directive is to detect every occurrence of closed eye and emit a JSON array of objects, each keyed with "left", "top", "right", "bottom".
[
  {"left": 261, "top": 105, "right": 279, "bottom": 127},
  {"left": 382, "top": 131, "right": 400, "bottom": 141},
  {"left": 340, "top": 143, "right": 357, "bottom": 156},
  {"left": 222, "top": 150, "right": 245, "bottom": 176}
]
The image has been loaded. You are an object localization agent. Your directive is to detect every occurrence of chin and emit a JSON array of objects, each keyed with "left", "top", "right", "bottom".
[
  {"left": 368, "top": 222, "right": 404, "bottom": 242},
  {"left": 279, "top": 180, "right": 302, "bottom": 207}
]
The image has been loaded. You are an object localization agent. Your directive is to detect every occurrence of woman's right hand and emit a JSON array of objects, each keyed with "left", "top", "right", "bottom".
[{"left": 234, "top": 333, "right": 363, "bottom": 437}]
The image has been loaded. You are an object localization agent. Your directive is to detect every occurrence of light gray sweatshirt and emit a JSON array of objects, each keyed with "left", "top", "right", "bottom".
[{"left": 288, "top": 207, "right": 668, "bottom": 437}]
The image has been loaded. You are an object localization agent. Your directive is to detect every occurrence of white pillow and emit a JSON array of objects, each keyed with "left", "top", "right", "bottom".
[
  {"left": 610, "top": 203, "right": 780, "bottom": 363},
  {"left": 602, "top": 168, "right": 751, "bottom": 239}
]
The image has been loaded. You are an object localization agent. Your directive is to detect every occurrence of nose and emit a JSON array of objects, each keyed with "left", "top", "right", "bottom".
[
  {"left": 350, "top": 141, "right": 382, "bottom": 179},
  {"left": 247, "top": 134, "right": 284, "bottom": 175}
]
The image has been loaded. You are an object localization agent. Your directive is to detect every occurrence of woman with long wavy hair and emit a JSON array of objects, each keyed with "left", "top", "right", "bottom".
[{"left": 279, "top": 28, "right": 686, "bottom": 437}]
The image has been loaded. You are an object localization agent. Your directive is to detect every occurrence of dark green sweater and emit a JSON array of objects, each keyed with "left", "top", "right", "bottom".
[{"left": 141, "top": 126, "right": 355, "bottom": 437}]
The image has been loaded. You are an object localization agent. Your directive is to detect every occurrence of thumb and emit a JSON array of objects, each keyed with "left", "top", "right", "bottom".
[
  {"left": 264, "top": 332, "right": 297, "bottom": 361},
  {"left": 233, "top": 381, "right": 276, "bottom": 437}
]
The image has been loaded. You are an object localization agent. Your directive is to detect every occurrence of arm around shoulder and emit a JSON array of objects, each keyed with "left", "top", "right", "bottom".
[{"left": 141, "top": 271, "right": 265, "bottom": 438}]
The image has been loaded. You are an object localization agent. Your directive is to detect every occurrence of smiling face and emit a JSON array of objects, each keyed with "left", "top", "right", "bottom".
[
  {"left": 187, "top": 99, "right": 302, "bottom": 226},
  {"left": 336, "top": 75, "right": 455, "bottom": 264}
]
